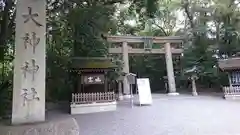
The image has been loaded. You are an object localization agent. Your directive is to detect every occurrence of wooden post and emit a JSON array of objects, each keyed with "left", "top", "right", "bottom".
[
  {"left": 228, "top": 72, "right": 233, "bottom": 88},
  {"left": 191, "top": 76, "right": 198, "bottom": 96},
  {"left": 104, "top": 71, "right": 108, "bottom": 92},
  {"left": 81, "top": 74, "right": 84, "bottom": 93},
  {"left": 77, "top": 72, "right": 80, "bottom": 93}
]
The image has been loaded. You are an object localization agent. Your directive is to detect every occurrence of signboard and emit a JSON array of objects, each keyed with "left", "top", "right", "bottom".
[
  {"left": 137, "top": 78, "right": 152, "bottom": 105},
  {"left": 83, "top": 74, "right": 104, "bottom": 84},
  {"left": 126, "top": 73, "right": 136, "bottom": 84}
]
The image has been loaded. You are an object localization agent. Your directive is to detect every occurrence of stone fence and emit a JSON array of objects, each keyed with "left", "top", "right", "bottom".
[{"left": 71, "top": 92, "right": 116, "bottom": 104}]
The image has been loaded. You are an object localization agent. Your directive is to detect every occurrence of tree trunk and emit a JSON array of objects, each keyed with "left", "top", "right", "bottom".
[{"left": 191, "top": 78, "right": 198, "bottom": 96}]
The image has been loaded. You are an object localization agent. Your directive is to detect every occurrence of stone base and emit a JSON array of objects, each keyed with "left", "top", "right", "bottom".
[
  {"left": 192, "top": 92, "right": 198, "bottom": 96},
  {"left": 70, "top": 101, "right": 117, "bottom": 115},
  {"left": 224, "top": 95, "right": 240, "bottom": 100},
  {"left": 0, "top": 118, "right": 79, "bottom": 135},
  {"left": 123, "top": 95, "right": 133, "bottom": 99},
  {"left": 118, "top": 95, "right": 124, "bottom": 100},
  {"left": 167, "top": 92, "right": 179, "bottom": 96}
]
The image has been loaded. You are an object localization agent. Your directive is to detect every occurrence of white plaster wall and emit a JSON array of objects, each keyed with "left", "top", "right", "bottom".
[{"left": 71, "top": 102, "right": 117, "bottom": 114}]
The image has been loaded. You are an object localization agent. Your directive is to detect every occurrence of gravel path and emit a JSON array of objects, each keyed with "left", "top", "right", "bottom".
[{"left": 74, "top": 94, "right": 240, "bottom": 135}]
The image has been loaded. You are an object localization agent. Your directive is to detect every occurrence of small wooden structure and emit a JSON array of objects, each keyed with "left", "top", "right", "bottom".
[
  {"left": 126, "top": 73, "right": 137, "bottom": 107},
  {"left": 218, "top": 58, "right": 240, "bottom": 99},
  {"left": 69, "top": 57, "right": 117, "bottom": 114}
]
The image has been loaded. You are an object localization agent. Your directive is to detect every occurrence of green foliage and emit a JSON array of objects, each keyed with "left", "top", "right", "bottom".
[
  {"left": 182, "top": 35, "right": 218, "bottom": 86},
  {"left": 180, "top": 0, "right": 240, "bottom": 87},
  {"left": 67, "top": 6, "right": 116, "bottom": 57},
  {"left": 145, "top": 0, "right": 159, "bottom": 18},
  {"left": 45, "top": 1, "right": 121, "bottom": 101},
  {"left": 0, "top": 73, "right": 12, "bottom": 118}
]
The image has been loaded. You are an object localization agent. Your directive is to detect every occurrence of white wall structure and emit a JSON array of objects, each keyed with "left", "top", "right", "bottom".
[
  {"left": 71, "top": 102, "right": 117, "bottom": 114},
  {"left": 12, "top": 0, "right": 46, "bottom": 124}
]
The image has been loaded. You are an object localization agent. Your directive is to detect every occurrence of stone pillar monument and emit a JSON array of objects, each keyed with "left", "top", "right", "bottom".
[
  {"left": 164, "top": 43, "right": 178, "bottom": 95},
  {"left": 12, "top": 0, "right": 46, "bottom": 124},
  {"left": 122, "top": 42, "right": 130, "bottom": 98}
]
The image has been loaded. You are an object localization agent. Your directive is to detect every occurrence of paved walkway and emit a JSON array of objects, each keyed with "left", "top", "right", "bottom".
[{"left": 74, "top": 94, "right": 240, "bottom": 135}]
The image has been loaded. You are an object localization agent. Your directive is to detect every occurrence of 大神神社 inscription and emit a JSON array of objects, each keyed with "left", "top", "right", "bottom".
[
  {"left": 22, "top": 32, "right": 40, "bottom": 54},
  {"left": 22, "top": 7, "right": 43, "bottom": 27},
  {"left": 12, "top": 0, "right": 46, "bottom": 124},
  {"left": 21, "top": 59, "right": 39, "bottom": 81},
  {"left": 20, "top": 6, "right": 41, "bottom": 120}
]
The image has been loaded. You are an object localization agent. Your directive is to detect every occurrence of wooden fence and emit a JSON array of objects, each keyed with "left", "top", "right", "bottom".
[
  {"left": 223, "top": 86, "right": 240, "bottom": 96},
  {"left": 71, "top": 92, "right": 116, "bottom": 104}
]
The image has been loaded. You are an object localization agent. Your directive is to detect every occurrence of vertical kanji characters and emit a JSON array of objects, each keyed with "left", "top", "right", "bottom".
[
  {"left": 20, "top": 6, "right": 42, "bottom": 114},
  {"left": 88, "top": 76, "right": 93, "bottom": 83},
  {"left": 21, "top": 59, "right": 39, "bottom": 81},
  {"left": 21, "top": 61, "right": 29, "bottom": 78},
  {"left": 22, "top": 32, "right": 40, "bottom": 54},
  {"left": 22, "top": 7, "right": 43, "bottom": 27},
  {"left": 21, "top": 88, "right": 40, "bottom": 106}
]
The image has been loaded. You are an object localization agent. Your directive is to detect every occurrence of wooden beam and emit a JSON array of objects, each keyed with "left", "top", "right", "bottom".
[
  {"left": 106, "top": 35, "right": 184, "bottom": 43},
  {"left": 109, "top": 48, "right": 183, "bottom": 54}
]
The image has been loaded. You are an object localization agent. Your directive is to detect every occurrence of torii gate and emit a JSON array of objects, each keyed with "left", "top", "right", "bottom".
[{"left": 106, "top": 35, "right": 184, "bottom": 97}]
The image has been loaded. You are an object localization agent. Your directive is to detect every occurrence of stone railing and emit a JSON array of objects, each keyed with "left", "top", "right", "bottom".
[
  {"left": 71, "top": 92, "right": 116, "bottom": 104},
  {"left": 223, "top": 86, "right": 240, "bottom": 98}
]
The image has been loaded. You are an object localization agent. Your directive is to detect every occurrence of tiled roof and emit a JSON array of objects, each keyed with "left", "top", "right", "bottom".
[
  {"left": 218, "top": 57, "right": 240, "bottom": 71},
  {"left": 70, "top": 57, "right": 116, "bottom": 70}
]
